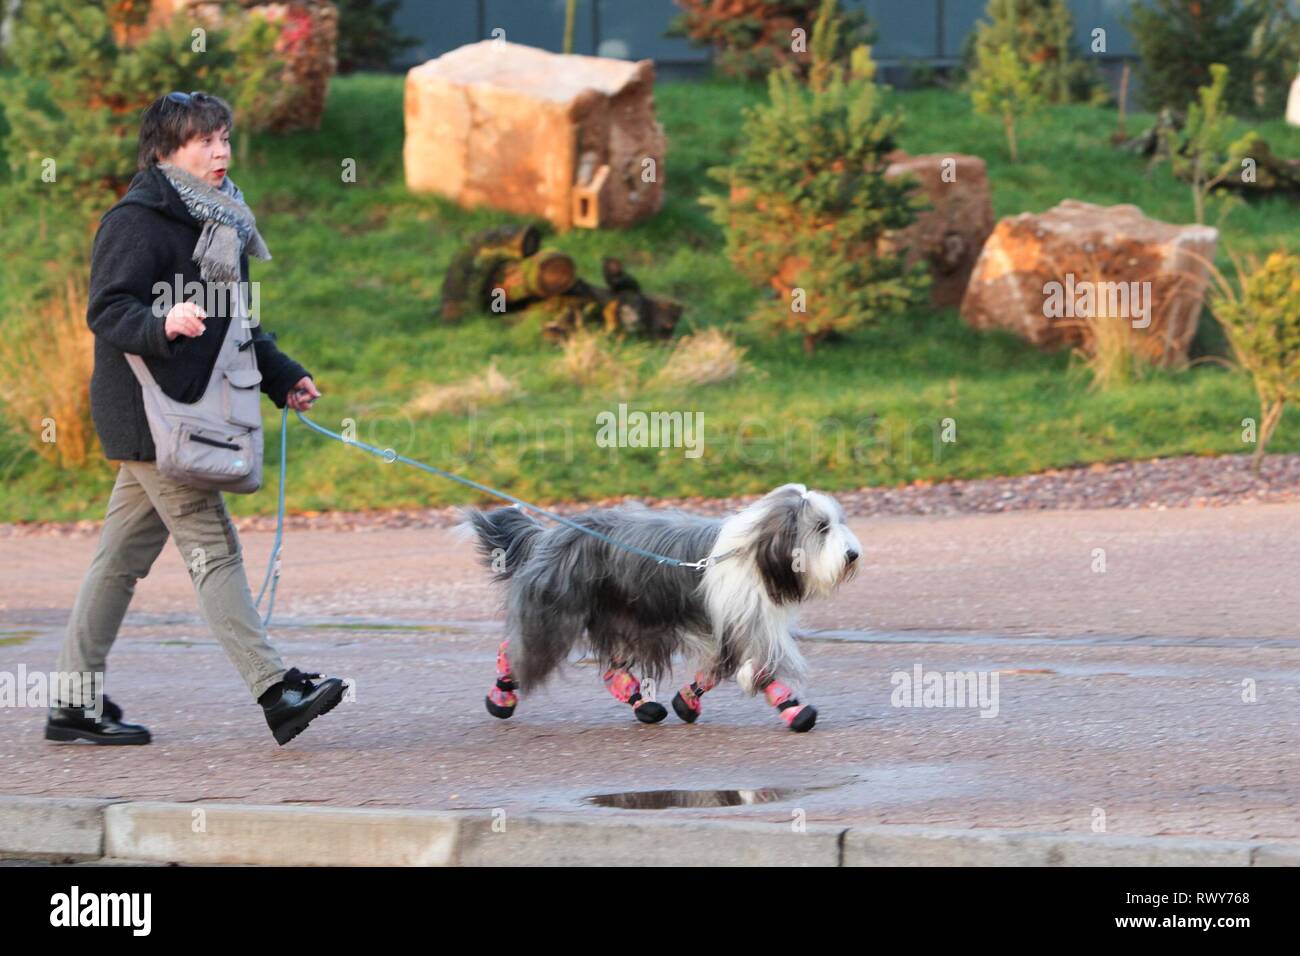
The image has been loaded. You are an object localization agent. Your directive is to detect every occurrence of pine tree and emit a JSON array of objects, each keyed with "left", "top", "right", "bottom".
[
  {"left": 703, "top": 0, "right": 929, "bottom": 354},
  {"left": 965, "top": 0, "right": 1101, "bottom": 105},
  {"left": 0, "top": 0, "right": 240, "bottom": 215},
  {"left": 0, "top": 1, "right": 303, "bottom": 215},
  {"left": 1128, "top": 0, "right": 1262, "bottom": 113},
  {"left": 971, "top": 43, "right": 1044, "bottom": 162},
  {"left": 1213, "top": 251, "right": 1300, "bottom": 473},
  {"left": 335, "top": 0, "right": 418, "bottom": 74},
  {"left": 1174, "top": 63, "right": 1242, "bottom": 224}
]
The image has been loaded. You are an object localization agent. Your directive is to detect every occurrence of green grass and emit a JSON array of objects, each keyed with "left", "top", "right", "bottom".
[{"left": 1, "top": 75, "right": 1298, "bottom": 522}]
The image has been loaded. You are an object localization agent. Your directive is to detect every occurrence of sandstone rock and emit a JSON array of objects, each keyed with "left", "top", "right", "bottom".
[
  {"left": 960, "top": 200, "right": 1217, "bottom": 365},
  {"left": 884, "top": 152, "right": 995, "bottom": 308},
  {"left": 1288, "top": 75, "right": 1300, "bottom": 127},
  {"left": 404, "top": 41, "right": 665, "bottom": 230}
]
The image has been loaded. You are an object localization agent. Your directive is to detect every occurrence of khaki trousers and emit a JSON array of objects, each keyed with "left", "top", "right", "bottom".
[{"left": 56, "top": 460, "right": 286, "bottom": 705}]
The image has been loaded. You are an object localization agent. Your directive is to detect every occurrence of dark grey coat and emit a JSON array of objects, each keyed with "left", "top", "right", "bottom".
[{"left": 87, "top": 164, "right": 311, "bottom": 461}]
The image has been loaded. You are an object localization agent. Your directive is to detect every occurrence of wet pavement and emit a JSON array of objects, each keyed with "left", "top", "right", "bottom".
[{"left": 1, "top": 503, "right": 1298, "bottom": 841}]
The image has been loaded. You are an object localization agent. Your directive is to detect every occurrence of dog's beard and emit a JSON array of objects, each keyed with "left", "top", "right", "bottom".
[{"left": 801, "top": 535, "right": 858, "bottom": 599}]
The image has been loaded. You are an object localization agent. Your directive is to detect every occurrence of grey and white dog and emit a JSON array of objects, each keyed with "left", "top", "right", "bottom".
[{"left": 462, "top": 483, "right": 861, "bottom": 733}]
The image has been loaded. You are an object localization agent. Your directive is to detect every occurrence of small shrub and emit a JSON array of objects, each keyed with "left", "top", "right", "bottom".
[
  {"left": 970, "top": 43, "right": 1044, "bottom": 163},
  {"left": 669, "top": 0, "right": 871, "bottom": 81},
  {"left": 965, "top": 0, "right": 1102, "bottom": 105},
  {"left": 1172, "top": 63, "right": 1244, "bottom": 225},
  {"left": 702, "top": 0, "right": 928, "bottom": 354},
  {"left": 1211, "top": 251, "right": 1300, "bottom": 473},
  {"left": 0, "top": 0, "right": 291, "bottom": 215}
]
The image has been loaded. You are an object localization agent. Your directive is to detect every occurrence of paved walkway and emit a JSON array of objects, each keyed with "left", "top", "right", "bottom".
[{"left": 2, "top": 502, "right": 1297, "bottom": 841}]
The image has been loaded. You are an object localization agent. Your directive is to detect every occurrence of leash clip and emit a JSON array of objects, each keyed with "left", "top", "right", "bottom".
[{"left": 681, "top": 548, "right": 736, "bottom": 572}]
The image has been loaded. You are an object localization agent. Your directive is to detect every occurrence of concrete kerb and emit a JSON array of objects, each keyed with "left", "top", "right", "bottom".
[
  {"left": 3, "top": 796, "right": 1298, "bottom": 866},
  {"left": 0, "top": 796, "right": 112, "bottom": 861}
]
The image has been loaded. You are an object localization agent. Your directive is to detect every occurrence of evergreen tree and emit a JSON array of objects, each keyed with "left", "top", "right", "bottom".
[
  {"left": 1128, "top": 0, "right": 1262, "bottom": 113},
  {"left": 0, "top": 0, "right": 241, "bottom": 215},
  {"left": 965, "top": 0, "right": 1101, "bottom": 105},
  {"left": 971, "top": 43, "right": 1044, "bottom": 162},
  {"left": 1214, "top": 252, "right": 1300, "bottom": 473},
  {"left": 335, "top": 0, "right": 418, "bottom": 74},
  {"left": 1174, "top": 63, "right": 1241, "bottom": 224},
  {"left": 1243, "top": 0, "right": 1300, "bottom": 113},
  {"left": 703, "top": 0, "right": 929, "bottom": 354}
]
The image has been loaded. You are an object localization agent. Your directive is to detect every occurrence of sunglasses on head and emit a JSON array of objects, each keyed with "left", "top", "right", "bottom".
[{"left": 165, "top": 91, "right": 205, "bottom": 105}]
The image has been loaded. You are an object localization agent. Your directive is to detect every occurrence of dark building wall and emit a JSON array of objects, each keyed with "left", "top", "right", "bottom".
[{"left": 390, "top": 0, "right": 1141, "bottom": 71}]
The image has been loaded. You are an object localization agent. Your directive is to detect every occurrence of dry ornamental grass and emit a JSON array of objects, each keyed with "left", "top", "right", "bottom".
[
  {"left": 0, "top": 275, "right": 98, "bottom": 468},
  {"left": 403, "top": 361, "right": 521, "bottom": 417}
]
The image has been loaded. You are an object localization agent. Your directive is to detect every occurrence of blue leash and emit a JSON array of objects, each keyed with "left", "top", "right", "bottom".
[{"left": 252, "top": 407, "right": 732, "bottom": 627}]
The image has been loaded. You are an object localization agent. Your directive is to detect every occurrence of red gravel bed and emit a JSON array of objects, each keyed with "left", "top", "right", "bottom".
[{"left": 4, "top": 452, "right": 1297, "bottom": 539}]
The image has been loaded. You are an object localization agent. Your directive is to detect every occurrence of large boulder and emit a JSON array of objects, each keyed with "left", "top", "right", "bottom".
[
  {"left": 884, "top": 152, "right": 995, "bottom": 308},
  {"left": 959, "top": 200, "right": 1218, "bottom": 365},
  {"left": 404, "top": 41, "right": 665, "bottom": 230}
]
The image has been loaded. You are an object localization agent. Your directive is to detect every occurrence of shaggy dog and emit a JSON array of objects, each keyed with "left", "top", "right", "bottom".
[{"left": 462, "top": 483, "right": 860, "bottom": 732}]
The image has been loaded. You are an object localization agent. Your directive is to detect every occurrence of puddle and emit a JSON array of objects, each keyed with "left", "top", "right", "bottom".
[{"left": 586, "top": 788, "right": 801, "bottom": 810}]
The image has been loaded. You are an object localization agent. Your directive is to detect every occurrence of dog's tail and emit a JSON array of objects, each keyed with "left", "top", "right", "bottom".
[{"left": 458, "top": 506, "right": 543, "bottom": 580}]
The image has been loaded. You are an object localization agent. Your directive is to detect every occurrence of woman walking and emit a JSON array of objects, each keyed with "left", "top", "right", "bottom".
[{"left": 47, "top": 91, "right": 344, "bottom": 747}]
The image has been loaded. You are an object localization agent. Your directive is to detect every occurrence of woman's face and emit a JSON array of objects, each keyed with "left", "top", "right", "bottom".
[{"left": 161, "top": 126, "right": 231, "bottom": 187}]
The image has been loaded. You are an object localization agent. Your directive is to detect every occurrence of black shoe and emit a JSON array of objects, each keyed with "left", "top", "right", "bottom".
[
  {"left": 260, "top": 668, "right": 346, "bottom": 746},
  {"left": 45, "top": 695, "right": 151, "bottom": 745}
]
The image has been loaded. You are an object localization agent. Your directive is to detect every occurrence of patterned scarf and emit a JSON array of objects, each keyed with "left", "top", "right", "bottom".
[{"left": 157, "top": 161, "right": 271, "bottom": 284}]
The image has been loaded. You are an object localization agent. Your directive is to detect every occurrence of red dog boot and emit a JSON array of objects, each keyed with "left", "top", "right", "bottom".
[
  {"left": 603, "top": 662, "right": 667, "bottom": 724},
  {"left": 671, "top": 672, "right": 718, "bottom": 724},
  {"left": 485, "top": 640, "right": 518, "bottom": 719},
  {"left": 761, "top": 675, "right": 817, "bottom": 733}
]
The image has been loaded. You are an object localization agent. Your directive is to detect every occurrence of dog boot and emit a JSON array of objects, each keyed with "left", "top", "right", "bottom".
[
  {"left": 603, "top": 663, "right": 667, "bottom": 724},
  {"left": 762, "top": 677, "right": 817, "bottom": 733},
  {"left": 671, "top": 672, "right": 718, "bottom": 724},
  {"left": 485, "top": 640, "right": 518, "bottom": 719}
]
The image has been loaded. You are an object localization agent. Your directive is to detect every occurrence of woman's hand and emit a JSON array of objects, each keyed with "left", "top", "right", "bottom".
[
  {"left": 164, "top": 301, "right": 207, "bottom": 340},
  {"left": 287, "top": 376, "right": 320, "bottom": 411}
]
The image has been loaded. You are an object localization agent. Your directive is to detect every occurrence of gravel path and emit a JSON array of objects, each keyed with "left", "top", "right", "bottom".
[{"left": 3, "top": 451, "right": 1298, "bottom": 539}]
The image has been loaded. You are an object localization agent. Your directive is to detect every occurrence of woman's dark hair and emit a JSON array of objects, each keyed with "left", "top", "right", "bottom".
[{"left": 136, "top": 91, "right": 235, "bottom": 171}]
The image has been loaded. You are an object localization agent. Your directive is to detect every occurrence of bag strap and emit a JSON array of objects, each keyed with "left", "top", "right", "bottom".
[{"left": 124, "top": 306, "right": 246, "bottom": 393}]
